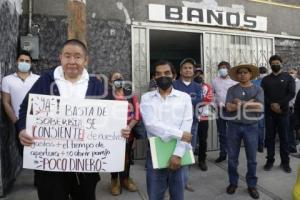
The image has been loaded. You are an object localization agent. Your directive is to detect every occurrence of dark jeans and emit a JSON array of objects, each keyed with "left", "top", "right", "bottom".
[
  {"left": 227, "top": 122, "right": 258, "bottom": 188},
  {"left": 216, "top": 114, "right": 228, "bottom": 158},
  {"left": 197, "top": 120, "right": 208, "bottom": 162},
  {"left": 265, "top": 111, "right": 290, "bottom": 164},
  {"left": 111, "top": 140, "right": 134, "bottom": 180},
  {"left": 146, "top": 150, "right": 184, "bottom": 200},
  {"left": 258, "top": 118, "right": 265, "bottom": 149},
  {"left": 288, "top": 109, "right": 297, "bottom": 150},
  {"left": 14, "top": 123, "right": 23, "bottom": 156},
  {"left": 35, "top": 171, "right": 99, "bottom": 200}
]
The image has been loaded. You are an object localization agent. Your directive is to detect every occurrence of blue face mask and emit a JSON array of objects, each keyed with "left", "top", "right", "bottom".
[
  {"left": 18, "top": 62, "right": 31, "bottom": 72},
  {"left": 218, "top": 68, "right": 228, "bottom": 77}
]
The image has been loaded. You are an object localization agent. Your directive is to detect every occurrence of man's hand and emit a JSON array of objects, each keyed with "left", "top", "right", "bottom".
[
  {"left": 181, "top": 131, "right": 192, "bottom": 143},
  {"left": 232, "top": 98, "right": 243, "bottom": 108},
  {"left": 121, "top": 126, "right": 131, "bottom": 139},
  {"left": 169, "top": 155, "right": 181, "bottom": 171},
  {"left": 19, "top": 129, "right": 34, "bottom": 146},
  {"left": 271, "top": 103, "right": 282, "bottom": 114}
]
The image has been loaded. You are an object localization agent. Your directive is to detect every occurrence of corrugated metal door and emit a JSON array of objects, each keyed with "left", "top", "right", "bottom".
[{"left": 203, "top": 33, "right": 274, "bottom": 151}]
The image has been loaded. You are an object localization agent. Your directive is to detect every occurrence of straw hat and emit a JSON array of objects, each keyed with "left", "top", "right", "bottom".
[{"left": 229, "top": 64, "right": 259, "bottom": 82}]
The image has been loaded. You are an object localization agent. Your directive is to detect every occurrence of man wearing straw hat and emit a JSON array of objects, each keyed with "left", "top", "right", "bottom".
[{"left": 225, "top": 64, "right": 264, "bottom": 199}]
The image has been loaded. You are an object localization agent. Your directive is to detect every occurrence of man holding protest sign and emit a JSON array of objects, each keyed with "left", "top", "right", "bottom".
[
  {"left": 17, "top": 39, "right": 131, "bottom": 200},
  {"left": 141, "top": 60, "right": 193, "bottom": 200}
]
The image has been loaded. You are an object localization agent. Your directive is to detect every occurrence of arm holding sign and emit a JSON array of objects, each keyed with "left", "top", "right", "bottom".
[
  {"left": 17, "top": 70, "right": 56, "bottom": 146},
  {"left": 19, "top": 129, "right": 34, "bottom": 146}
]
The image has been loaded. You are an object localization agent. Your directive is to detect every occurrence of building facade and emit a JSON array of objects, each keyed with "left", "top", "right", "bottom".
[{"left": 1, "top": 1, "right": 300, "bottom": 193}]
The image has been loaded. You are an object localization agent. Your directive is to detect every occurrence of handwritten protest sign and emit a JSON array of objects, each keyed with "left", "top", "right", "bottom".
[{"left": 23, "top": 94, "right": 128, "bottom": 173}]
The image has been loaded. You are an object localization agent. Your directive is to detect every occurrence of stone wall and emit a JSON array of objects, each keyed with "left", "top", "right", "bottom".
[
  {"left": 19, "top": 15, "right": 132, "bottom": 79},
  {"left": 275, "top": 38, "right": 300, "bottom": 69},
  {"left": 0, "top": 1, "right": 23, "bottom": 197}
]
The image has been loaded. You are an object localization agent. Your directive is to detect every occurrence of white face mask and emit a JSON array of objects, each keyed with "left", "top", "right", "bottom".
[
  {"left": 218, "top": 68, "right": 228, "bottom": 77},
  {"left": 259, "top": 74, "right": 267, "bottom": 79},
  {"left": 18, "top": 62, "right": 31, "bottom": 72}
]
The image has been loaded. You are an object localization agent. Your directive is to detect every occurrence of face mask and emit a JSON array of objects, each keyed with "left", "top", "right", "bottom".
[
  {"left": 259, "top": 74, "right": 267, "bottom": 79},
  {"left": 289, "top": 73, "right": 297, "bottom": 79},
  {"left": 194, "top": 76, "right": 203, "bottom": 84},
  {"left": 218, "top": 68, "right": 228, "bottom": 77},
  {"left": 155, "top": 76, "right": 173, "bottom": 90},
  {"left": 271, "top": 64, "right": 281, "bottom": 73},
  {"left": 18, "top": 62, "right": 31, "bottom": 72},
  {"left": 113, "top": 78, "right": 125, "bottom": 89}
]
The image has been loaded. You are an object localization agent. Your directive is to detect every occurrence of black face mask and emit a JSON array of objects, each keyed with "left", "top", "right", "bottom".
[
  {"left": 155, "top": 76, "right": 173, "bottom": 90},
  {"left": 271, "top": 64, "right": 281, "bottom": 73},
  {"left": 194, "top": 76, "right": 203, "bottom": 84}
]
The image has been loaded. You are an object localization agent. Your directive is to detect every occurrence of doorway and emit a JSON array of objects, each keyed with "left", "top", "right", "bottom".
[{"left": 149, "top": 30, "right": 202, "bottom": 78}]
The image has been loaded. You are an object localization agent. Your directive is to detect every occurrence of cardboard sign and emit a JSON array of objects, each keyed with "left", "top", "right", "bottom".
[{"left": 23, "top": 94, "right": 128, "bottom": 173}]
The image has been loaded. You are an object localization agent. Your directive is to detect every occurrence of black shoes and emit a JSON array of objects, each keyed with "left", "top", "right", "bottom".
[
  {"left": 263, "top": 161, "right": 274, "bottom": 171},
  {"left": 289, "top": 147, "right": 297, "bottom": 153},
  {"left": 215, "top": 156, "right": 226, "bottom": 163},
  {"left": 280, "top": 163, "right": 292, "bottom": 173},
  {"left": 248, "top": 187, "right": 260, "bottom": 199},
  {"left": 198, "top": 160, "right": 208, "bottom": 171},
  {"left": 227, "top": 184, "right": 259, "bottom": 199},
  {"left": 226, "top": 184, "right": 237, "bottom": 194}
]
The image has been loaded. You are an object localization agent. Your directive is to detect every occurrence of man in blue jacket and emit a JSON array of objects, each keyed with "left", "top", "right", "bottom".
[
  {"left": 18, "top": 39, "right": 131, "bottom": 200},
  {"left": 173, "top": 58, "right": 202, "bottom": 191}
]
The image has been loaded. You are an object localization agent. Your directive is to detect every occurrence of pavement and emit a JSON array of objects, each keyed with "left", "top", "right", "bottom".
[{"left": 2, "top": 148, "right": 299, "bottom": 200}]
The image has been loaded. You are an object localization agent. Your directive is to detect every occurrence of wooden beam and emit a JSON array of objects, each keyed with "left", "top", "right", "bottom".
[{"left": 67, "top": 0, "right": 87, "bottom": 45}]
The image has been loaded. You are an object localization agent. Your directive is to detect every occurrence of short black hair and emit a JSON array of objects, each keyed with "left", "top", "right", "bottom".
[
  {"left": 17, "top": 50, "right": 32, "bottom": 61},
  {"left": 153, "top": 60, "right": 176, "bottom": 75},
  {"left": 259, "top": 66, "right": 267, "bottom": 74},
  {"left": 180, "top": 58, "right": 196, "bottom": 68},
  {"left": 61, "top": 39, "right": 88, "bottom": 55},
  {"left": 269, "top": 55, "right": 282, "bottom": 65},
  {"left": 218, "top": 61, "right": 231, "bottom": 69}
]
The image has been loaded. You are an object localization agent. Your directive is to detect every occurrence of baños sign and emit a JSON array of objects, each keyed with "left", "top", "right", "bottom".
[
  {"left": 23, "top": 94, "right": 128, "bottom": 173},
  {"left": 148, "top": 4, "right": 268, "bottom": 32}
]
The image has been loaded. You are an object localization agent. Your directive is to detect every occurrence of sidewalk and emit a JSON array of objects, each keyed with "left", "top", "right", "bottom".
[{"left": 2, "top": 148, "right": 299, "bottom": 200}]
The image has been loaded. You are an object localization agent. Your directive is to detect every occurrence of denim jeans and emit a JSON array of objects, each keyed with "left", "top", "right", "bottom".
[
  {"left": 216, "top": 114, "right": 228, "bottom": 158},
  {"left": 146, "top": 150, "right": 184, "bottom": 200},
  {"left": 191, "top": 119, "right": 199, "bottom": 151},
  {"left": 265, "top": 111, "right": 290, "bottom": 164},
  {"left": 227, "top": 122, "right": 258, "bottom": 188},
  {"left": 257, "top": 118, "right": 265, "bottom": 149}
]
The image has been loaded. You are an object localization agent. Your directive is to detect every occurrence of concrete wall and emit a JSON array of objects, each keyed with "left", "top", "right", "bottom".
[
  {"left": 275, "top": 38, "right": 300, "bottom": 69},
  {"left": 23, "top": 0, "right": 300, "bottom": 37},
  {"left": 0, "top": 0, "right": 23, "bottom": 197},
  {"left": 134, "top": 0, "right": 300, "bottom": 37}
]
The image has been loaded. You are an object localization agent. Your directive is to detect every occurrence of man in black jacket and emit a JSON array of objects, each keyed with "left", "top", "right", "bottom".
[{"left": 261, "top": 55, "right": 295, "bottom": 173}]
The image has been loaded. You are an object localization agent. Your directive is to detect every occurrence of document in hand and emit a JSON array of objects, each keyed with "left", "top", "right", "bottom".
[{"left": 149, "top": 137, "right": 195, "bottom": 169}]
